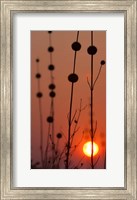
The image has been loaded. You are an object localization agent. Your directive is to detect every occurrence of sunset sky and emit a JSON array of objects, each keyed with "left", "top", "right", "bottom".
[{"left": 31, "top": 31, "right": 106, "bottom": 169}]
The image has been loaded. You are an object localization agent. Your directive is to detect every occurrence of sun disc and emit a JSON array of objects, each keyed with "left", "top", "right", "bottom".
[{"left": 83, "top": 141, "right": 99, "bottom": 157}]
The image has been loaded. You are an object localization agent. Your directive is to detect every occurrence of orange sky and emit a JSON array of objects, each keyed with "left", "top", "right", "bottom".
[{"left": 31, "top": 31, "right": 106, "bottom": 169}]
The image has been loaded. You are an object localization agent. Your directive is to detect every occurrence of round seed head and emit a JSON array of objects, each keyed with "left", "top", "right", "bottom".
[
  {"left": 36, "top": 92, "right": 43, "bottom": 98},
  {"left": 49, "top": 91, "right": 56, "bottom": 98},
  {"left": 48, "top": 64, "right": 55, "bottom": 71},
  {"left": 48, "top": 83, "right": 56, "bottom": 90},
  {"left": 68, "top": 73, "right": 79, "bottom": 83},
  {"left": 35, "top": 73, "right": 41, "bottom": 79},
  {"left": 48, "top": 46, "right": 54, "bottom": 52},
  {"left": 100, "top": 60, "right": 106, "bottom": 65},
  {"left": 71, "top": 41, "right": 81, "bottom": 51},
  {"left": 36, "top": 58, "right": 40, "bottom": 62},
  {"left": 87, "top": 45, "right": 97, "bottom": 55},
  {"left": 56, "top": 133, "right": 62, "bottom": 139},
  {"left": 47, "top": 116, "right": 53, "bottom": 123}
]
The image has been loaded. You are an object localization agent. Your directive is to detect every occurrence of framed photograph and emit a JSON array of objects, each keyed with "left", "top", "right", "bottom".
[
  {"left": 0, "top": 0, "right": 137, "bottom": 199},
  {"left": 31, "top": 30, "right": 106, "bottom": 171}
]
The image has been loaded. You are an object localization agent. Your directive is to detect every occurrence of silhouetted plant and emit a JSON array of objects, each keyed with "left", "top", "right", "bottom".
[
  {"left": 44, "top": 31, "right": 56, "bottom": 168},
  {"left": 35, "top": 58, "right": 44, "bottom": 168},
  {"left": 87, "top": 31, "right": 105, "bottom": 168},
  {"left": 65, "top": 31, "right": 82, "bottom": 169}
]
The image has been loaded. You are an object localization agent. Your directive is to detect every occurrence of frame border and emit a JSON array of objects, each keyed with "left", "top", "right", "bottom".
[{"left": 0, "top": 1, "right": 136, "bottom": 199}]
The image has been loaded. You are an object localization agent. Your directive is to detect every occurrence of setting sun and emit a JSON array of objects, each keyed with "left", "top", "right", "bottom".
[{"left": 83, "top": 141, "right": 99, "bottom": 157}]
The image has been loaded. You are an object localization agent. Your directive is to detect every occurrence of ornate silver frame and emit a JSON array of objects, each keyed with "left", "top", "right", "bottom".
[{"left": 0, "top": 0, "right": 136, "bottom": 199}]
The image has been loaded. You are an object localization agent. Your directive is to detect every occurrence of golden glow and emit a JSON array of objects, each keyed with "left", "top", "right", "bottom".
[{"left": 83, "top": 141, "right": 99, "bottom": 157}]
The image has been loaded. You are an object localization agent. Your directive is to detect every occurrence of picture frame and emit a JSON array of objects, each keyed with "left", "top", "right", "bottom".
[{"left": 0, "top": 0, "right": 136, "bottom": 199}]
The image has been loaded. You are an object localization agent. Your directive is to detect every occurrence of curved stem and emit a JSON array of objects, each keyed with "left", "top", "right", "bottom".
[
  {"left": 92, "top": 65, "right": 102, "bottom": 90},
  {"left": 66, "top": 31, "right": 80, "bottom": 169}
]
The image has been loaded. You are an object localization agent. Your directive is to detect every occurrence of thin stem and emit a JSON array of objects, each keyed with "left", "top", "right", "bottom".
[
  {"left": 92, "top": 65, "right": 102, "bottom": 90},
  {"left": 66, "top": 31, "right": 79, "bottom": 169},
  {"left": 39, "top": 98, "right": 44, "bottom": 167},
  {"left": 36, "top": 62, "right": 44, "bottom": 168},
  {"left": 87, "top": 77, "right": 91, "bottom": 90},
  {"left": 48, "top": 31, "right": 55, "bottom": 167},
  {"left": 90, "top": 31, "right": 94, "bottom": 169},
  {"left": 44, "top": 123, "right": 51, "bottom": 168},
  {"left": 70, "top": 100, "right": 84, "bottom": 146},
  {"left": 71, "top": 110, "right": 77, "bottom": 125},
  {"left": 51, "top": 97, "right": 55, "bottom": 167},
  {"left": 66, "top": 82, "right": 74, "bottom": 168}
]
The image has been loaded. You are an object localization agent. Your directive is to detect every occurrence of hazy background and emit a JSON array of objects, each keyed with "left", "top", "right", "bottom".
[{"left": 31, "top": 31, "right": 106, "bottom": 169}]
